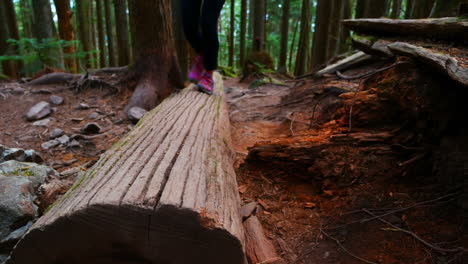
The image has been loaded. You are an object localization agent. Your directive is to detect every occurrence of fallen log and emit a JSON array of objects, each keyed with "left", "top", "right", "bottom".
[
  {"left": 7, "top": 73, "right": 245, "bottom": 264},
  {"left": 244, "top": 216, "right": 284, "bottom": 264},
  {"left": 313, "top": 51, "right": 373, "bottom": 78},
  {"left": 342, "top": 18, "right": 468, "bottom": 42}
]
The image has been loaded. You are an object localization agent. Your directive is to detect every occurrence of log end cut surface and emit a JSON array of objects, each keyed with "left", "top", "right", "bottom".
[{"left": 7, "top": 73, "right": 244, "bottom": 264}]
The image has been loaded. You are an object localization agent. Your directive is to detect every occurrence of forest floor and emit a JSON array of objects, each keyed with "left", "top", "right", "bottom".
[{"left": 0, "top": 60, "right": 467, "bottom": 263}]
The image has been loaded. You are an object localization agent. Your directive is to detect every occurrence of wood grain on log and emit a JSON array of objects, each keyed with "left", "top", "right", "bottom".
[
  {"left": 7, "top": 73, "right": 245, "bottom": 264},
  {"left": 244, "top": 216, "right": 284, "bottom": 264},
  {"left": 343, "top": 18, "right": 468, "bottom": 42}
]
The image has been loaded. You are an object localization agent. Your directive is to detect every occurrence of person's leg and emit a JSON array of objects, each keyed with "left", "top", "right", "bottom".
[
  {"left": 200, "top": 0, "right": 226, "bottom": 71},
  {"left": 180, "top": 0, "right": 203, "bottom": 53}
]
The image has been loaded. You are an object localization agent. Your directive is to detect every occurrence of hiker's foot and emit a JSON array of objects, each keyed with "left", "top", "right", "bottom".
[
  {"left": 197, "top": 72, "right": 214, "bottom": 95},
  {"left": 189, "top": 55, "right": 204, "bottom": 83}
]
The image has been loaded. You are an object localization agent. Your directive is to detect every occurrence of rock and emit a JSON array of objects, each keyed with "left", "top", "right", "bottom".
[
  {"left": 68, "top": 139, "right": 81, "bottom": 148},
  {"left": 0, "top": 221, "right": 33, "bottom": 254},
  {"left": 1, "top": 148, "right": 25, "bottom": 162},
  {"left": 128, "top": 107, "right": 148, "bottom": 123},
  {"left": 25, "top": 101, "right": 51, "bottom": 121},
  {"left": 88, "top": 112, "right": 100, "bottom": 119},
  {"left": 11, "top": 87, "right": 26, "bottom": 95},
  {"left": 49, "top": 95, "right": 64, "bottom": 105},
  {"left": 241, "top": 202, "right": 258, "bottom": 220},
  {"left": 0, "top": 176, "right": 37, "bottom": 241},
  {"left": 49, "top": 128, "right": 64, "bottom": 139},
  {"left": 0, "top": 255, "right": 7, "bottom": 263},
  {"left": 23, "top": 150, "right": 43, "bottom": 163},
  {"left": 0, "top": 160, "right": 58, "bottom": 188},
  {"left": 32, "top": 118, "right": 51, "bottom": 127},
  {"left": 77, "top": 103, "right": 90, "bottom": 110},
  {"left": 56, "top": 135, "right": 70, "bottom": 145},
  {"left": 80, "top": 122, "right": 101, "bottom": 134},
  {"left": 41, "top": 140, "right": 60, "bottom": 150}
]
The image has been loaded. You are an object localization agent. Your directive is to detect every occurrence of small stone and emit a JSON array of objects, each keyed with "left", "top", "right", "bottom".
[
  {"left": 32, "top": 118, "right": 51, "bottom": 127},
  {"left": 56, "top": 135, "right": 70, "bottom": 145},
  {"left": 68, "top": 139, "right": 81, "bottom": 148},
  {"left": 240, "top": 202, "right": 258, "bottom": 220},
  {"left": 50, "top": 128, "right": 64, "bottom": 139},
  {"left": 24, "top": 150, "right": 43, "bottom": 163},
  {"left": 89, "top": 112, "right": 100, "bottom": 119},
  {"left": 77, "top": 103, "right": 90, "bottom": 110},
  {"left": 26, "top": 101, "right": 51, "bottom": 121},
  {"left": 127, "top": 107, "right": 148, "bottom": 123},
  {"left": 49, "top": 95, "right": 64, "bottom": 105},
  {"left": 81, "top": 122, "right": 101, "bottom": 134},
  {"left": 11, "top": 87, "right": 26, "bottom": 95},
  {"left": 41, "top": 140, "right": 60, "bottom": 150},
  {"left": 71, "top": 118, "right": 84, "bottom": 122},
  {"left": 2, "top": 148, "right": 26, "bottom": 162}
]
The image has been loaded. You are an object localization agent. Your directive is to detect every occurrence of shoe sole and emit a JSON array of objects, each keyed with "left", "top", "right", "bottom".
[{"left": 197, "top": 84, "right": 213, "bottom": 95}]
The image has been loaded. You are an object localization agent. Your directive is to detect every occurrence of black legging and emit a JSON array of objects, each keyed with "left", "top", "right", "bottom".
[{"left": 181, "top": 0, "right": 225, "bottom": 71}]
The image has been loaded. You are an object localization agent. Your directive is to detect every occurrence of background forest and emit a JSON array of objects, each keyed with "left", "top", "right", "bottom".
[{"left": 0, "top": 0, "right": 464, "bottom": 79}]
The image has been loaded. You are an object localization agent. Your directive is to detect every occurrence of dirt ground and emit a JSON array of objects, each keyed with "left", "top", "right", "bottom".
[{"left": 1, "top": 61, "right": 467, "bottom": 263}]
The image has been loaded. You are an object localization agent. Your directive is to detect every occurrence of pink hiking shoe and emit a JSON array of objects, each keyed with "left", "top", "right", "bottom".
[
  {"left": 197, "top": 72, "right": 214, "bottom": 95},
  {"left": 189, "top": 55, "right": 204, "bottom": 83}
]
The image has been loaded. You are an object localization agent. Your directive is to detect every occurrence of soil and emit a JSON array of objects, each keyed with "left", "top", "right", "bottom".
[{"left": 1, "top": 60, "right": 467, "bottom": 264}]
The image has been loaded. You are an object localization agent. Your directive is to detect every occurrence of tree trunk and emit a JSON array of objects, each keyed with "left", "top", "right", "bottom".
[
  {"left": 20, "top": 0, "right": 33, "bottom": 38},
  {"left": 239, "top": 0, "right": 247, "bottom": 67},
  {"left": 411, "top": 0, "right": 436, "bottom": 18},
  {"left": 126, "top": 0, "right": 184, "bottom": 112},
  {"left": 391, "top": 0, "right": 403, "bottom": 18},
  {"left": 294, "top": 0, "right": 311, "bottom": 76},
  {"left": 356, "top": 0, "right": 367, "bottom": 18},
  {"left": 1, "top": 0, "right": 21, "bottom": 78},
  {"left": 339, "top": 0, "right": 353, "bottom": 53},
  {"left": 366, "top": 0, "right": 388, "bottom": 17},
  {"left": 96, "top": 0, "right": 107, "bottom": 68},
  {"left": 248, "top": 0, "right": 255, "bottom": 51},
  {"left": 0, "top": 2, "right": 15, "bottom": 78},
  {"left": 252, "top": 0, "right": 265, "bottom": 52},
  {"left": 7, "top": 73, "right": 245, "bottom": 264},
  {"left": 104, "top": 0, "right": 117, "bottom": 67},
  {"left": 54, "top": 0, "right": 77, "bottom": 73},
  {"left": 327, "top": 0, "right": 344, "bottom": 59},
  {"left": 288, "top": 18, "right": 299, "bottom": 72},
  {"left": 228, "top": 0, "right": 235, "bottom": 67},
  {"left": 32, "top": 0, "right": 64, "bottom": 69},
  {"left": 114, "top": 0, "right": 130, "bottom": 66},
  {"left": 127, "top": 0, "right": 137, "bottom": 63},
  {"left": 432, "top": 0, "right": 461, "bottom": 17},
  {"left": 311, "top": 0, "right": 332, "bottom": 72},
  {"left": 76, "top": 0, "right": 92, "bottom": 69},
  {"left": 278, "top": 0, "right": 290, "bottom": 74}
]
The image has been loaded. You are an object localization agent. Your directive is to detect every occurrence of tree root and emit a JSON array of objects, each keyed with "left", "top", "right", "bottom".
[{"left": 337, "top": 61, "right": 411, "bottom": 80}]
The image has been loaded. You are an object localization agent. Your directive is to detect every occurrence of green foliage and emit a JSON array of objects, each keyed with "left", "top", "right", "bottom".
[
  {"left": 218, "top": 66, "right": 238, "bottom": 77},
  {"left": 0, "top": 38, "right": 95, "bottom": 75}
]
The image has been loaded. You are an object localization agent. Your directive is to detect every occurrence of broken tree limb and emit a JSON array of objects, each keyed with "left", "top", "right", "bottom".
[
  {"left": 7, "top": 73, "right": 245, "bottom": 264},
  {"left": 244, "top": 216, "right": 284, "bottom": 264},
  {"left": 342, "top": 18, "right": 468, "bottom": 42},
  {"left": 351, "top": 38, "right": 394, "bottom": 58},
  {"left": 27, "top": 72, "right": 82, "bottom": 86},
  {"left": 312, "top": 51, "right": 373, "bottom": 78}
]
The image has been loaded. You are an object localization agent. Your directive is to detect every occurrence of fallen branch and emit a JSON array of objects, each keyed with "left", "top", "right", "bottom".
[{"left": 337, "top": 61, "right": 410, "bottom": 80}]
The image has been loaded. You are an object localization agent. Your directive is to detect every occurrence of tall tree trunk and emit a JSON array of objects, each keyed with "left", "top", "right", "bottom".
[
  {"left": 126, "top": 0, "right": 183, "bottom": 112},
  {"left": 327, "top": 0, "right": 344, "bottom": 59},
  {"left": 96, "top": 0, "right": 107, "bottom": 68},
  {"left": 310, "top": 0, "right": 332, "bottom": 72},
  {"left": 105, "top": 0, "right": 117, "bottom": 67},
  {"left": 0, "top": 2, "right": 16, "bottom": 78},
  {"left": 411, "top": 0, "right": 436, "bottom": 18},
  {"left": 406, "top": 0, "right": 414, "bottom": 18},
  {"left": 90, "top": 1, "right": 97, "bottom": 68},
  {"left": 127, "top": 0, "right": 137, "bottom": 63},
  {"left": 432, "top": 0, "right": 461, "bottom": 17},
  {"left": 32, "top": 0, "right": 64, "bottom": 69},
  {"left": 2, "top": 0, "right": 22, "bottom": 77},
  {"left": 54, "top": 0, "right": 77, "bottom": 72},
  {"left": 356, "top": 0, "right": 367, "bottom": 18},
  {"left": 294, "top": 0, "right": 311, "bottom": 76},
  {"left": 76, "top": 0, "right": 92, "bottom": 69},
  {"left": 20, "top": 0, "right": 33, "bottom": 38},
  {"left": 278, "top": 0, "right": 290, "bottom": 74},
  {"left": 239, "top": 0, "right": 247, "bottom": 67},
  {"left": 114, "top": 0, "right": 130, "bottom": 66},
  {"left": 366, "top": 0, "right": 388, "bottom": 17},
  {"left": 288, "top": 18, "right": 299, "bottom": 72},
  {"left": 252, "top": 0, "right": 265, "bottom": 52},
  {"left": 339, "top": 0, "right": 352, "bottom": 53},
  {"left": 172, "top": 0, "right": 189, "bottom": 78},
  {"left": 391, "top": 0, "right": 403, "bottom": 18},
  {"left": 228, "top": 0, "right": 235, "bottom": 67}
]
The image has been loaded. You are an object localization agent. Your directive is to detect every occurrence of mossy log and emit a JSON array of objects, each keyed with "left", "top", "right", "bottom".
[
  {"left": 7, "top": 73, "right": 245, "bottom": 264},
  {"left": 343, "top": 18, "right": 468, "bottom": 42}
]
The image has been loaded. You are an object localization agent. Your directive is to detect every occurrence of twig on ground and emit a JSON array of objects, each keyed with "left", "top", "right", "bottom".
[
  {"left": 363, "top": 209, "right": 468, "bottom": 254},
  {"left": 290, "top": 112, "right": 296, "bottom": 136},
  {"left": 320, "top": 229, "right": 378, "bottom": 264},
  {"left": 337, "top": 61, "right": 411, "bottom": 80}
]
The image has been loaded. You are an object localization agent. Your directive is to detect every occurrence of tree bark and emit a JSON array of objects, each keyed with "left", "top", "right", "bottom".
[
  {"left": 126, "top": 0, "right": 184, "bottom": 112},
  {"left": 20, "top": 0, "right": 33, "bottom": 38},
  {"left": 294, "top": 0, "right": 311, "bottom": 76},
  {"left": 127, "top": 0, "right": 137, "bottom": 63},
  {"left": 288, "top": 18, "right": 299, "bottom": 72},
  {"left": 339, "top": 0, "right": 353, "bottom": 53},
  {"left": 0, "top": 2, "right": 15, "bottom": 78},
  {"left": 32, "top": 0, "right": 64, "bottom": 69},
  {"left": 54, "top": 0, "right": 77, "bottom": 73},
  {"left": 114, "top": 0, "right": 130, "bottom": 66},
  {"left": 278, "top": 0, "right": 291, "bottom": 74},
  {"left": 391, "top": 0, "right": 403, "bottom": 18},
  {"left": 356, "top": 0, "right": 367, "bottom": 18},
  {"left": 311, "top": 0, "right": 332, "bottom": 72},
  {"left": 228, "top": 0, "right": 235, "bottom": 67},
  {"left": 239, "top": 0, "right": 247, "bottom": 67},
  {"left": 366, "top": 0, "right": 388, "bottom": 18},
  {"left": 432, "top": 0, "right": 461, "bottom": 17},
  {"left": 76, "top": 0, "right": 92, "bottom": 69},
  {"left": 1, "top": 0, "right": 21, "bottom": 78},
  {"left": 327, "top": 0, "right": 344, "bottom": 59},
  {"left": 411, "top": 0, "right": 436, "bottom": 18},
  {"left": 248, "top": 0, "right": 255, "bottom": 51},
  {"left": 104, "top": 0, "right": 117, "bottom": 67},
  {"left": 252, "top": 0, "right": 265, "bottom": 52},
  {"left": 7, "top": 73, "right": 245, "bottom": 264},
  {"left": 96, "top": 0, "right": 107, "bottom": 68}
]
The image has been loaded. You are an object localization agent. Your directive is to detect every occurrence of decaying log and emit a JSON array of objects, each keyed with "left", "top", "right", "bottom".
[
  {"left": 7, "top": 73, "right": 245, "bottom": 264},
  {"left": 28, "top": 72, "right": 82, "bottom": 86},
  {"left": 244, "top": 216, "right": 284, "bottom": 264},
  {"left": 313, "top": 51, "right": 373, "bottom": 78},
  {"left": 343, "top": 18, "right": 468, "bottom": 42},
  {"left": 352, "top": 39, "right": 394, "bottom": 58}
]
